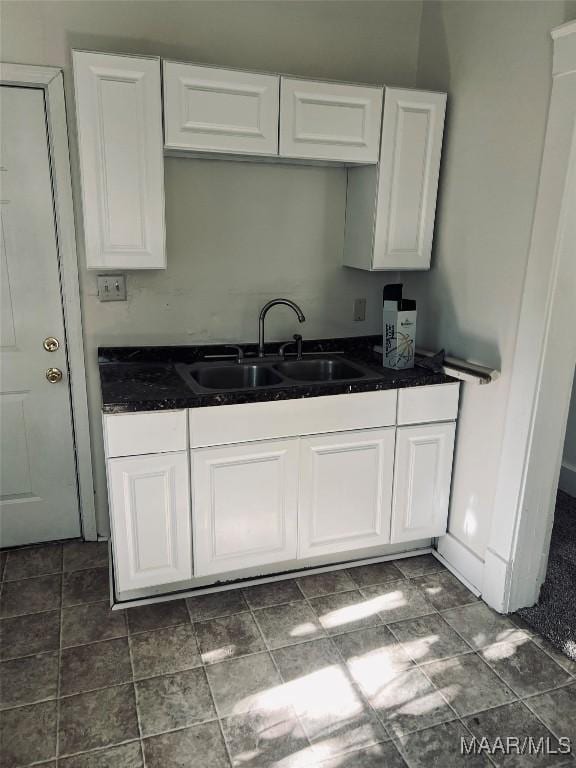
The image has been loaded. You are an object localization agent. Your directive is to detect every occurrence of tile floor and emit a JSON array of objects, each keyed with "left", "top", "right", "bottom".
[{"left": 0, "top": 543, "right": 574, "bottom": 767}]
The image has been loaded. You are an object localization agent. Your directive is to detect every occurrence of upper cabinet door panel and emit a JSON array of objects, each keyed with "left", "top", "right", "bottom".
[
  {"left": 163, "top": 63, "right": 280, "bottom": 155},
  {"left": 373, "top": 89, "right": 446, "bottom": 270},
  {"left": 72, "top": 51, "right": 165, "bottom": 269},
  {"left": 280, "top": 78, "right": 383, "bottom": 163}
]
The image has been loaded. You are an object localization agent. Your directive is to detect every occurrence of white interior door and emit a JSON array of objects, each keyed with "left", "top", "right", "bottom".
[{"left": 0, "top": 86, "right": 80, "bottom": 547}]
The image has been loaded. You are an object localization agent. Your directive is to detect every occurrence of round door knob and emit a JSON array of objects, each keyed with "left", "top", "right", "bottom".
[
  {"left": 46, "top": 367, "right": 63, "bottom": 383},
  {"left": 43, "top": 337, "right": 60, "bottom": 352}
]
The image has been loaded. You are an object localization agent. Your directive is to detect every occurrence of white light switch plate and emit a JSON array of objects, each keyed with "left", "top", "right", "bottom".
[{"left": 97, "top": 274, "right": 127, "bottom": 302}]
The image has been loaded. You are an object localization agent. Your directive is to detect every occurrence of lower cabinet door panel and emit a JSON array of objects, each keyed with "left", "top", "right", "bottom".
[
  {"left": 299, "top": 428, "right": 395, "bottom": 558},
  {"left": 192, "top": 438, "right": 299, "bottom": 576},
  {"left": 108, "top": 451, "right": 192, "bottom": 592},
  {"left": 391, "top": 422, "right": 456, "bottom": 543}
]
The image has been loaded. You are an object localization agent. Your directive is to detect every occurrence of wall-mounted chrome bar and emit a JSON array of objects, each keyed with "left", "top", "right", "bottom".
[
  {"left": 373, "top": 344, "right": 499, "bottom": 385},
  {"left": 416, "top": 348, "right": 499, "bottom": 384}
]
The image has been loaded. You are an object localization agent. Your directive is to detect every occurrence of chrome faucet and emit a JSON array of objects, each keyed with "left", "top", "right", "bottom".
[{"left": 258, "top": 299, "right": 305, "bottom": 358}]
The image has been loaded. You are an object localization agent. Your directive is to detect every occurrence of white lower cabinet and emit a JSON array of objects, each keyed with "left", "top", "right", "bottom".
[
  {"left": 391, "top": 421, "right": 456, "bottom": 543},
  {"left": 299, "top": 428, "right": 395, "bottom": 558},
  {"left": 192, "top": 439, "right": 299, "bottom": 576},
  {"left": 105, "top": 386, "right": 460, "bottom": 596},
  {"left": 107, "top": 451, "right": 192, "bottom": 592}
]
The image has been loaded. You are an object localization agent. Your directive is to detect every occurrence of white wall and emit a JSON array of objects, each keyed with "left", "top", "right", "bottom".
[
  {"left": 560, "top": 373, "right": 576, "bottom": 495},
  {"left": 404, "top": 0, "right": 574, "bottom": 563},
  {"left": 0, "top": 0, "right": 423, "bottom": 535}
]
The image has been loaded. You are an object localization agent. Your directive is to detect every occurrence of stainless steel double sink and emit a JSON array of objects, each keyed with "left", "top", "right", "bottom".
[{"left": 175, "top": 356, "right": 380, "bottom": 394}]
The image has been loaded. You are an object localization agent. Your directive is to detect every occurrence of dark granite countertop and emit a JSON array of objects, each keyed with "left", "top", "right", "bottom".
[{"left": 98, "top": 335, "right": 457, "bottom": 414}]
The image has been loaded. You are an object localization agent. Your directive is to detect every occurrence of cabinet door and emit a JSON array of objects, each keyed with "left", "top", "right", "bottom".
[
  {"left": 391, "top": 422, "right": 456, "bottom": 543},
  {"left": 192, "top": 439, "right": 299, "bottom": 576},
  {"left": 72, "top": 51, "right": 165, "bottom": 269},
  {"left": 299, "top": 428, "right": 395, "bottom": 558},
  {"left": 163, "top": 62, "right": 279, "bottom": 155},
  {"left": 373, "top": 89, "right": 446, "bottom": 270},
  {"left": 280, "top": 78, "right": 383, "bottom": 163},
  {"left": 108, "top": 452, "right": 191, "bottom": 592}
]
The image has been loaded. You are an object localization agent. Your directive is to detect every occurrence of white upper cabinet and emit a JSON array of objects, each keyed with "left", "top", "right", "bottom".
[
  {"left": 163, "top": 62, "right": 280, "bottom": 156},
  {"left": 72, "top": 51, "right": 166, "bottom": 270},
  {"left": 299, "top": 428, "right": 394, "bottom": 558},
  {"left": 279, "top": 78, "right": 383, "bottom": 164},
  {"left": 344, "top": 88, "right": 446, "bottom": 270}
]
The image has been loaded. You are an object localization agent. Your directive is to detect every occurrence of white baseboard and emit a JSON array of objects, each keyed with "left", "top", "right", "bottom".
[
  {"left": 432, "top": 549, "right": 481, "bottom": 596},
  {"left": 558, "top": 460, "right": 576, "bottom": 497},
  {"left": 435, "top": 532, "right": 484, "bottom": 594},
  {"left": 482, "top": 547, "right": 510, "bottom": 613},
  {"left": 112, "top": 547, "right": 433, "bottom": 609}
]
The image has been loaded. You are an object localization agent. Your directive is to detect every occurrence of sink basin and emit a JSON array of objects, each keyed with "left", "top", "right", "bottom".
[
  {"left": 274, "top": 358, "right": 367, "bottom": 382},
  {"left": 190, "top": 364, "right": 282, "bottom": 390},
  {"left": 175, "top": 354, "right": 377, "bottom": 394}
]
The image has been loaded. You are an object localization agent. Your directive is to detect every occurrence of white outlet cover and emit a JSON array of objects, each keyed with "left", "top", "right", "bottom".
[{"left": 354, "top": 298, "right": 367, "bottom": 321}]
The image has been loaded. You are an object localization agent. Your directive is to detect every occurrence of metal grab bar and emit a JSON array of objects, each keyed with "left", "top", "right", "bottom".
[
  {"left": 373, "top": 344, "right": 500, "bottom": 384},
  {"left": 416, "top": 348, "right": 500, "bottom": 384}
]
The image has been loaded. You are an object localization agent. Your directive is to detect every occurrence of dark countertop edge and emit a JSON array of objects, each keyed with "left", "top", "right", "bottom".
[
  {"left": 101, "top": 373, "right": 457, "bottom": 414},
  {"left": 98, "top": 336, "right": 458, "bottom": 414}
]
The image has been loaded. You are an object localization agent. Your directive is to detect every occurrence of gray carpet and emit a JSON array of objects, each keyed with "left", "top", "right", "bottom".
[{"left": 517, "top": 490, "right": 576, "bottom": 661}]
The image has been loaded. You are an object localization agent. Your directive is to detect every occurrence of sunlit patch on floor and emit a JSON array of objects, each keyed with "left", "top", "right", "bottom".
[
  {"left": 290, "top": 621, "right": 321, "bottom": 638},
  {"left": 316, "top": 597, "right": 382, "bottom": 630},
  {"left": 202, "top": 643, "right": 237, "bottom": 664},
  {"left": 342, "top": 646, "right": 412, "bottom": 696},
  {"left": 394, "top": 635, "right": 441, "bottom": 663},
  {"left": 481, "top": 638, "right": 528, "bottom": 662}
]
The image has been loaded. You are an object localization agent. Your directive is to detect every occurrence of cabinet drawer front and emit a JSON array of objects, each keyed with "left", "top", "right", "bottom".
[
  {"left": 189, "top": 390, "right": 397, "bottom": 447},
  {"left": 163, "top": 62, "right": 279, "bottom": 155},
  {"left": 280, "top": 78, "right": 383, "bottom": 163},
  {"left": 391, "top": 422, "right": 456, "bottom": 543},
  {"left": 397, "top": 383, "right": 459, "bottom": 425},
  {"left": 299, "top": 428, "right": 394, "bottom": 558},
  {"left": 192, "top": 439, "right": 299, "bottom": 576},
  {"left": 103, "top": 410, "right": 187, "bottom": 458},
  {"left": 72, "top": 51, "right": 165, "bottom": 269},
  {"left": 373, "top": 89, "right": 446, "bottom": 270},
  {"left": 108, "top": 451, "right": 192, "bottom": 591}
]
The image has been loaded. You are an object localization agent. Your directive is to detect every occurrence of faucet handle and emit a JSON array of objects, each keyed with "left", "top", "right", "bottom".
[
  {"left": 279, "top": 334, "right": 304, "bottom": 360},
  {"left": 278, "top": 340, "right": 293, "bottom": 359},
  {"left": 293, "top": 334, "right": 303, "bottom": 360},
  {"left": 224, "top": 344, "right": 244, "bottom": 363}
]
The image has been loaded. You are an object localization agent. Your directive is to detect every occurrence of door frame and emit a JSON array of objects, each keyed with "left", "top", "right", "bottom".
[
  {"left": 481, "top": 21, "right": 576, "bottom": 612},
  {"left": 0, "top": 63, "right": 97, "bottom": 540}
]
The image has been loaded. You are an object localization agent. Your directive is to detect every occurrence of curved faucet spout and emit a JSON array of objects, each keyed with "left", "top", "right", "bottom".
[{"left": 258, "top": 298, "right": 306, "bottom": 357}]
